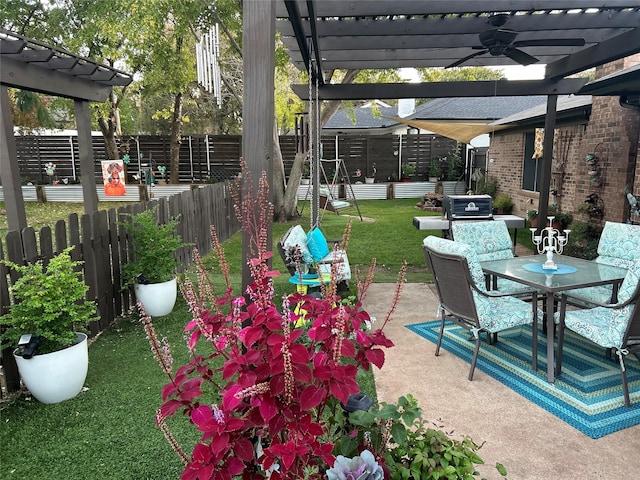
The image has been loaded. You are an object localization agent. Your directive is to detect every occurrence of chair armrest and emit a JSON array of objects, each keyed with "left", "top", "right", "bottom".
[
  {"left": 469, "top": 278, "right": 537, "bottom": 299},
  {"left": 558, "top": 291, "right": 631, "bottom": 310}
]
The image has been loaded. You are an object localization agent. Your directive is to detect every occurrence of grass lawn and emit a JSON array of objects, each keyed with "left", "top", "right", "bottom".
[
  {"left": 0, "top": 197, "right": 536, "bottom": 479},
  {"left": 0, "top": 197, "right": 441, "bottom": 479}
]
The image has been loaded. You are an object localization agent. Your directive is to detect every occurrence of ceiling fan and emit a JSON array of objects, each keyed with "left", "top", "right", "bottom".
[{"left": 446, "top": 13, "right": 585, "bottom": 68}]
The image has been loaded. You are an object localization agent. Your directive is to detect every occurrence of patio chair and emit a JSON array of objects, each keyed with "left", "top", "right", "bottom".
[
  {"left": 555, "top": 258, "right": 640, "bottom": 407},
  {"left": 277, "top": 224, "right": 351, "bottom": 285},
  {"left": 568, "top": 221, "right": 640, "bottom": 303},
  {"left": 451, "top": 220, "right": 531, "bottom": 294},
  {"left": 423, "top": 236, "right": 541, "bottom": 380}
]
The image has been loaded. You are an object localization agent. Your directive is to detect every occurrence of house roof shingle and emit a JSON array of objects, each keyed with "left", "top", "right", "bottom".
[{"left": 324, "top": 96, "right": 549, "bottom": 130}]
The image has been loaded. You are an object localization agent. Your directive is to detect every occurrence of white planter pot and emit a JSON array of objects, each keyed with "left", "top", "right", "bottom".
[
  {"left": 14, "top": 333, "right": 88, "bottom": 404},
  {"left": 364, "top": 177, "right": 375, "bottom": 184},
  {"left": 134, "top": 278, "right": 177, "bottom": 317}
]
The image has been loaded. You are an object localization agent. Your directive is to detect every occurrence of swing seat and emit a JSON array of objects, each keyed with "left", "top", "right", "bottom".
[
  {"left": 277, "top": 225, "right": 351, "bottom": 283},
  {"left": 320, "top": 189, "right": 351, "bottom": 213}
]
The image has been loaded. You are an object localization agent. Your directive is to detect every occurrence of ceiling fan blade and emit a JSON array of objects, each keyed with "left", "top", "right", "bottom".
[
  {"left": 513, "top": 38, "right": 586, "bottom": 47},
  {"left": 504, "top": 47, "right": 539, "bottom": 66},
  {"left": 445, "top": 50, "right": 487, "bottom": 69},
  {"left": 479, "top": 28, "right": 518, "bottom": 46}
]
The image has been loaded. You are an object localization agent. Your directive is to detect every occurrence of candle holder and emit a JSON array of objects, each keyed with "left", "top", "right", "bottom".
[{"left": 530, "top": 216, "right": 571, "bottom": 270}]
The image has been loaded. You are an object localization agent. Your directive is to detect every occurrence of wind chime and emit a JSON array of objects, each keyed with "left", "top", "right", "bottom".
[{"left": 195, "top": 25, "right": 222, "bottom": 107}]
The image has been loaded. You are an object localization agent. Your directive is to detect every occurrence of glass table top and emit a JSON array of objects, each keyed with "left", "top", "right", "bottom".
[{"left": 481, "top": 255, "right": 628, "bottom": 292}]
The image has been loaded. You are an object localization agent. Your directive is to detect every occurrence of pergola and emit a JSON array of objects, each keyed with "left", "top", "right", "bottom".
[
  {"left": 0, "top": 29, "right": 133, "bottom": 232},
  {"left": 268, "top": 1, "right": 640, "bottom": 226}
]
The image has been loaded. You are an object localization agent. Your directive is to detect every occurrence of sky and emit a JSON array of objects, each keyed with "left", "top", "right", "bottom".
[{"left": 497, "top": 64, "right": 546, "bottom": 80}]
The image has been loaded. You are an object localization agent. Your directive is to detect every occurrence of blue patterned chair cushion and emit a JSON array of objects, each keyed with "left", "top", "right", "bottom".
[
  {"left": 493, "top": 277, "right": 538, "bottom": 295},
  {"left": 451, "top": 221, "right": 514, "bottom": 262},
  {"left": 449, "top": 222, "right": 533, "bottom": 295},
  {"left": 562, "top": 305, "right": 634, "bottom": 349},
  {"left": 596, "top": 222, "right": 640, "bottom": 267},
  {"left": 558, "top": 259, "right": 640, "bottom": 349},
  {"left": 474, "top": 294, "right": 540, "bottom": 333},
  {"left": 617, "top": 259, "right": 640, "bottom": 303},
  {"left": 565, "top": 285, "right": 614, "bottom": 304},
  {"left": 423, "top": 236, "right": 487, "bottom": 291},
  {"left": 565, "top": 222, "right": 640, "bottom": 301}
]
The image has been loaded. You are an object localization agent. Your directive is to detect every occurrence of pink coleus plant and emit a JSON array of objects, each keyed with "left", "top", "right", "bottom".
[{"left": 141, "top": 164, "right": 404, "bottom": 480}]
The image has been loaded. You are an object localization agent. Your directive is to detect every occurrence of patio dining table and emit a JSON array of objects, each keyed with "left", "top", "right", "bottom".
[{"left": 481, "top": 255, "right": 628, "bottom": 383}]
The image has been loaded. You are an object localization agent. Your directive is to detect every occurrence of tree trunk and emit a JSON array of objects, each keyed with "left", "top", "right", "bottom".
[
  {"left": 169, "top": 92, "right": 184, "bottom": 184},
  {"left": 96, "top": 89, "right": 122, "bottom": 160},
  {"left": 320, "top": 69, "right": 360, "bottom": 125},
  {"left": 272, "top": 121, "right": 287, "bottom": 218},
  {"left": 97, "top": 117, "right": 118, "bottom": 160},
  {"left": 278, "top": 151, "right": 306, "bottom": 222}
]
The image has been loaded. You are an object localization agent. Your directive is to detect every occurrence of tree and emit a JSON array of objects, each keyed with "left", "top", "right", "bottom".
[
  {"left": 2, "top": 0, "right": 243, "bottom": 179},
  {"left": 417, "top": 66, "right": 504, "bottom": 83}
]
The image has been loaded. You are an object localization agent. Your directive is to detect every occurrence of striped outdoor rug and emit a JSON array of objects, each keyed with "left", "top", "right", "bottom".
[{"left": 407, "top": 320, "right": 640, "bottom": 438}]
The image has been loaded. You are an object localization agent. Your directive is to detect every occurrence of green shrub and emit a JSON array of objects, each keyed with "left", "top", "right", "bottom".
[
  {"left": 121, "top": 208, "right": 191, "bottom": 286},
  {"left": 0, "top": 247, "right": 98, "bottom": 354},
  {"left": 493, "top": 193, "right": 514, "bottom": 213}
]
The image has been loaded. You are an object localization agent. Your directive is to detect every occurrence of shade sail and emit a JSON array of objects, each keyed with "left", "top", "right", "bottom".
[{"left": 384, "top": 116, "right": 511, "bottom": 144}]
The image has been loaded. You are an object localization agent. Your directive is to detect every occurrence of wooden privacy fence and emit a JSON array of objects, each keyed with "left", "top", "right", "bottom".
[
  {"left": 12, "top": 133, "right": 457, "bottom": 185},
  {"left": 0, "top": 182, "right": 241, "bottom": 395}
]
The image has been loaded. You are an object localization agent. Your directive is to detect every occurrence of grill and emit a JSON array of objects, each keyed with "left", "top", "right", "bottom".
[{"left": 443, "top": 195, "right": 493, "bottom": 220}]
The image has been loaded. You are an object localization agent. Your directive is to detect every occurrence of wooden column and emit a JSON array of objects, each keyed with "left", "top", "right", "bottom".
[
  {"left": 241, "top": 0, "right": 275, "bottom": 290},
  {"left": 536, "top": 94, "right": 558, "bottom": 231},
  {"left": 74, "top": 99, "right": 99, "bottom": 214},
  {"left": 0, "top": 85, "right": 28, "bottom": 232}
]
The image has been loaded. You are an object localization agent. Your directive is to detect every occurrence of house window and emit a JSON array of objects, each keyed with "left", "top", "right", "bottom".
[{"left": 522, "top": 132, "right": 543, "bottom": 192}]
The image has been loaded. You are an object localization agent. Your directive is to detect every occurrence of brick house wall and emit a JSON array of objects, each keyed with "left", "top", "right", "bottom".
[{"left": 490, "top": 55, "right": 640, "bottom": 225}]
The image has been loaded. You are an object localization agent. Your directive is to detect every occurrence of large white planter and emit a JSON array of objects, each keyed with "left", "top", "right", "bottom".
[
  {"left": 442, "top": 181, "right": 466, "bottom": 196},
  {"left": 134, "top": 278, "right": 177, "bottom": 317},
  {"left": 393, "top": 181, "right": 436, "bottom": 199},
  {"left": 14, "top": 333, "right": 88, "bottom": 404}
]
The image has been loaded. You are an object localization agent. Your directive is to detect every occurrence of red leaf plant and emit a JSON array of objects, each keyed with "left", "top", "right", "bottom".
[{"left": 140, "top": 163, "right": 405, "bottom": 480}]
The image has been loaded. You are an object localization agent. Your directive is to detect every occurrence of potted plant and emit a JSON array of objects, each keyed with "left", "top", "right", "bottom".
[
  {"left": 365, "top": 163, "right": 377, "bottom": 183},
  {"left": 427, "top": 161, "right": 441, "bottom": 182},
  {"left": 493, "top": 192, "right": 514, "bottom": 214},
  {"left": 444, "top": 150, "right": 464, "bottom": 181},
  {"left": 527, "top": 209, "right": 539, "bottom": 228},
  {"left": 475, "top": 174, "right": 498, "bottom": 198},
  {"left": 553, "top": 211, "right": 574, "bottom": 231},
  {"left": 0, "top": 247, "right": 98, "bottom": 404},
  {"left": 121, "top": 207, "right": 191, "bottom": 317},
  {"left": 441, "top": 149, "right": 465, "bottom": 195},
  {"left": 401, "top": 162, "right": 416, "bottom": 180}
]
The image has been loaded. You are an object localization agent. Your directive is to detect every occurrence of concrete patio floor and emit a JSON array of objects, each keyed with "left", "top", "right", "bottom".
[{"left": 362, "top": 281, "right": 640, "bottom": 480}]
